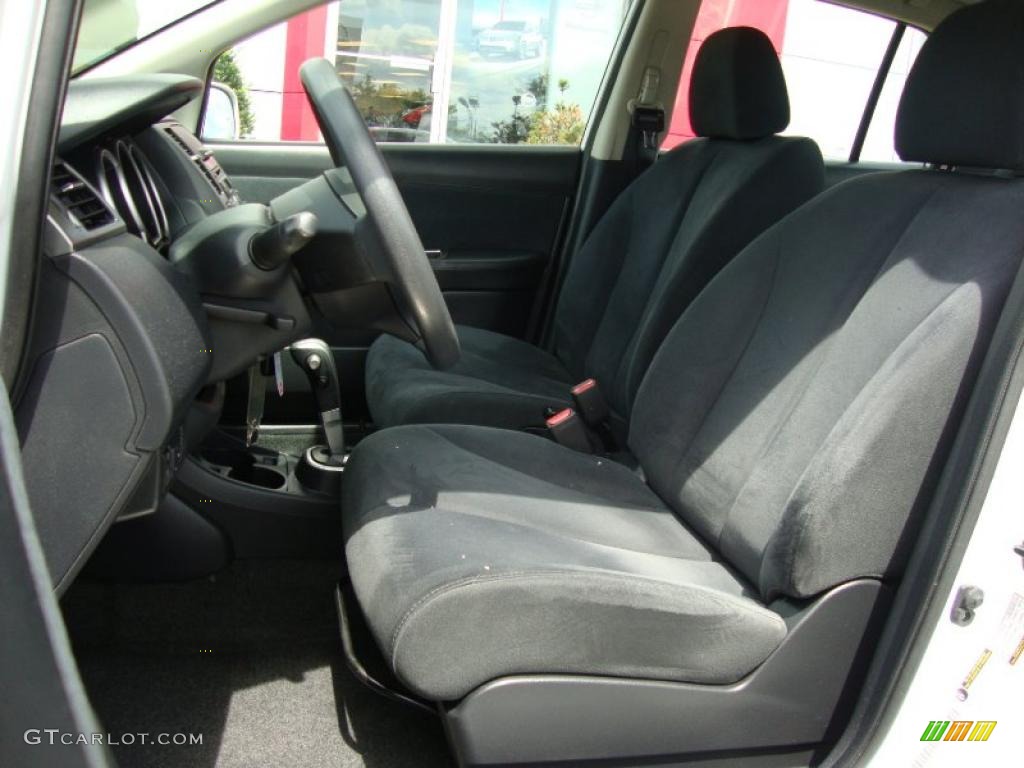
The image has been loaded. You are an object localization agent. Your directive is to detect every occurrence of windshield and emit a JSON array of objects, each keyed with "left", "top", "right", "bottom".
[
  {"left": 492, "top": 21, "right": 526, "bottom": 31},
  {"left": 73, "top": 0, "right": 221, "bottom": 74}
]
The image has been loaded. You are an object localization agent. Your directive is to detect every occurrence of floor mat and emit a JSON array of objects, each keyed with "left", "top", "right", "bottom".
[{"left": 61, "top": 560, "right": 453, "bottom": 768}]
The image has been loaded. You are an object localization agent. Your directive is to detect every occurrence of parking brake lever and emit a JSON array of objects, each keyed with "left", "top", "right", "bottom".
[{"left": 289, "top": 338, "right": 345, "bottom": 462}]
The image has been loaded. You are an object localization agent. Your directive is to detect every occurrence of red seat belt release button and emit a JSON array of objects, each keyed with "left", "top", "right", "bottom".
[
  {"left": 546, "top": 407, "right": 592, "bottom": 453},
  {"left": 571, "top": 378, "right": 610, "bottom": 427}
]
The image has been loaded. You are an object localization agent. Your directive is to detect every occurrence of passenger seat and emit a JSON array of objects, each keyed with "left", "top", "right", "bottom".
[{"left": 365, "top": 27, "right": 825, "bottom": 432}]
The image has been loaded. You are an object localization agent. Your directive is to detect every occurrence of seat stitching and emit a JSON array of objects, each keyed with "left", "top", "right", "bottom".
[
  {"left": 388, "top": 567, "right": 783, "bottom": 665},
  {"left": 767, "top": 279, "right": 987, "bottom": 596},
  {"left": 711, "top": 181, "right": 947, "bottom": 584},
  {"left": 408, "top": 430, "right": 719, "bottom": 560},
  {"left": 716, "top": 183, "right": 939, "bottom": 510},
  {"left": 433, "top": 500, "right": 717, "bottom": 563},
  {"left": 605, "top": 143, "right": 725, "bottom": 397},
  {"left": 390, "top": 569, "right": 567, "bottom": 658},
  {"left": 616, "top": 142, "right": 782, "bottom": 405},
  {"left": 423, "top": 426, "right": 659, "bottom": 510},
  {"left": 410, "top": 386, "right": 570, "bottom": 410},
  {"left": 680, "top": 180, "right": 946, "bottom": 550},
  {"left": 652, "top": 226, "right": 784, "bottom": 540}
]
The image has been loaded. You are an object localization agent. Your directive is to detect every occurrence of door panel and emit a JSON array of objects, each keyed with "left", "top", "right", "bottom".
[
  {"left": 212, "top": 142, "right": 577, "bottom": 340},
  {"left": 211, "top": 142, "right": 580, "bottom": 424}
]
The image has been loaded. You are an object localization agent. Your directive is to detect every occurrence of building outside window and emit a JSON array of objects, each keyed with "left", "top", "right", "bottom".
[{"left": 217, "top": 0, "right": 629, "bottom": 145}]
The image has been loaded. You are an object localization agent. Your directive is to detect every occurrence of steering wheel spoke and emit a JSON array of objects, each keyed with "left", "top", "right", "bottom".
[{"left": 299, "top": 58, "right": 460, "bottom": 370}]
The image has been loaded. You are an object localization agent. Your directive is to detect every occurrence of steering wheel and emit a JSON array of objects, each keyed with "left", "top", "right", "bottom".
[{"left": 299, "top": 58, "right": 460, "bottom": 370}]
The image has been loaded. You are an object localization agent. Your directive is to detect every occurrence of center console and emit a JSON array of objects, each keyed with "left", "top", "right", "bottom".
[{"left": 174, "top": 338, "right": 352, "bottom": 560}]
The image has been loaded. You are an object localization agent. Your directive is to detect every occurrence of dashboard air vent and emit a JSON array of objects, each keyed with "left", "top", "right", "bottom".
[
  {"left": 52, "top": 162, "right": 114, "bottom": 231},
  {"left": 164, "top": 124, "right": 226, "bottom": 196}
]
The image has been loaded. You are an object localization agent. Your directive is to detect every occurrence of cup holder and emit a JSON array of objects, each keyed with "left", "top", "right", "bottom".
[
  {"left": 201, "top": 448, "right": 286, "bottom": 490},
  {"left": 228, "top": 464, "right": 286, "bottom": 489}
]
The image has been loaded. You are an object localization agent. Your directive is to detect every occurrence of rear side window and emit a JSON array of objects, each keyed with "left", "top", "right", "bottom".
[
  {"left": 202, "top": 0, "right": 630, "bottom": 146},
  {"left": 665, "top": 0, "right": 926, "bottom": 163}
]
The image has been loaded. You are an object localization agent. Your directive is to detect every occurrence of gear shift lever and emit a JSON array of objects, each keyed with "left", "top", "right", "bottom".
[{"left": 289, "top": 338, "right": 345, "bottom": 462}]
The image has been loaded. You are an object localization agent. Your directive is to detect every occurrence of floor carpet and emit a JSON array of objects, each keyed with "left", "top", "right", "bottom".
[{"left": 61, "top": 560, "right": 453, "bottom": 768}]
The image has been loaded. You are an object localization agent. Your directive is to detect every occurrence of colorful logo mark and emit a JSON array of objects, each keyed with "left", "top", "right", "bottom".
[{"left": 920, "top": 720, "right": 997, "bottom": 742}]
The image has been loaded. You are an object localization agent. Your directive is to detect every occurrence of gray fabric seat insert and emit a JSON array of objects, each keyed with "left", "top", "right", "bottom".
[{"left": 343, "top": 424, "right": 785, "bottom": 701}]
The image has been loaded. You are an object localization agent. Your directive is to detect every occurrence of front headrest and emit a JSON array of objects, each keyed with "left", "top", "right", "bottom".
[
  {"left": 896, "top": 0, "right": 1024, "bottom": 171},
  {"left": 689, "top": 27, "right": 790, "bottom": 141}
]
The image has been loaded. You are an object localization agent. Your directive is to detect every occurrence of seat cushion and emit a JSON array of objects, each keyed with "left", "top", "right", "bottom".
[
  {"left": 342, "top": 424, "right": 786, "bottom": 701},
  {"left": 366, "top": 325, "right": 574, "bottom": 429}
]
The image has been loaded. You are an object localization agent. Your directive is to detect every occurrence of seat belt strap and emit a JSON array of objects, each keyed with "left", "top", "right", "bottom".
[
  {"left": 244, "top": 356, "right": 271, "bottom": 446},
  {"left": 627, "top": 65, "right": 666, "bottom": 175}
]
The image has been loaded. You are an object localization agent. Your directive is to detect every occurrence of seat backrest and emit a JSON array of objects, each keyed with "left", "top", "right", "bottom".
[
  {"left": 550, "top": 27, "right": 824, "bottom": 418},
  {"left": 629, "top": 0, "right": 1024, "bottom": 602}
]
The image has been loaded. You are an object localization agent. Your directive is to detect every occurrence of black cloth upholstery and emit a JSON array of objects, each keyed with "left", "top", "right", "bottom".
[
  {"left": 689, "top": 27, "right": 789, "bottom": 140},
  {"left": 366, "top": 325, "right": 573, "bottom": 429},
  {"left": 630, "top": 168, "right": 1024, "bottom": 601},
  {"left": 348, "top": 170, "right": 1024, "bottom": 701},
  {"left": 343, "top": 1, "right": 1024, "bottom": 703},
  {"left": 366, "top": 28, "right": 823, "bottom": 429},
  {"left": 896, "top": 0, "right": 1024, "bottom": 172},
  {"left": 343, "top": 425, "right": 785, "bottom": 701},
  {"left": 551, "top": 134, "right": 822, "bottom": 418}
]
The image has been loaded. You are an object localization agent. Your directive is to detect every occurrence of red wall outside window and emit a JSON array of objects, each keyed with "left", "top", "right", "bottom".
[{"left": 281, "top": 5, "right": 330, "bottom": 142}]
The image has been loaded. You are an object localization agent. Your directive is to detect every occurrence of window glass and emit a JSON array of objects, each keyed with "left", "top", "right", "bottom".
[
  {"left": 74, "top": 0, "right": 221, "bottom": 73},
  {"left": 665, "top": 0, "right": 926, "bottom": 163},
  {"left": 207, "top": 0, "right": 629, "bottom": 145}
]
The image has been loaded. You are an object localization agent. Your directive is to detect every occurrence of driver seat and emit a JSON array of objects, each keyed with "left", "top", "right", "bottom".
[
  {"left": 366, "top": 27, "right": 824, "bottom": 431},
  {"left": 342, "top": 4, "right": 1024, "bottom": 760}
]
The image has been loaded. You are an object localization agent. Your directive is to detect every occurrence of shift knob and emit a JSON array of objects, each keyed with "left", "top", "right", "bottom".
[
  {"left": 250, "top": 211, "right": 318, "bottom": 270},
  {"left": 289, "top": 338, "right": 344, "bottom": 461}
]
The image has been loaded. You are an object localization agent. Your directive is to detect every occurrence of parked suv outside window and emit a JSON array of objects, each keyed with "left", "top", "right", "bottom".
[
  {"left": 203, "top": 0, "right": 627, "bottom": 146},
  {"left": 478, "top": 20, "right": 546, "bottom": 59}
]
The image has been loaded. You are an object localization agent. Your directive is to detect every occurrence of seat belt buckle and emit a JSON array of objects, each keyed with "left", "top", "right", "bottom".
[
  {"left": 571, "top": 378, "right": 610, "bottom": 427},
  {"left": 546, "top": 408, "right": 593, "bottom": 453}
]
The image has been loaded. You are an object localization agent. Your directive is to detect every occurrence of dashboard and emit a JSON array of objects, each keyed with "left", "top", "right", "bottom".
[
  {"left": 16, "top": 75, "right": 250, "bottom": 592},
  {"left": 18, "top": 72, "right": 374, "bottom": 592},
  {"left": 55, "top": 75, "right": 243, "bottom": 248}
]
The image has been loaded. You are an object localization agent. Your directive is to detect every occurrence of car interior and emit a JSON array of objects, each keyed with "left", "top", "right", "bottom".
[{"left": 6, "top": 0, "right": 1024, "bottom": 766}]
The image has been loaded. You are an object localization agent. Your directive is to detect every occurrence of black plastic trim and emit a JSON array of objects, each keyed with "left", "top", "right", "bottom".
[
  {"left": 335, "top": 581, "right": 437, "bottom": 716},
  {"left": 59, "top": 75, "right": 204, "bottom": 155},
  {"left": 445, "top": 580, "right": 889, "bottom": 766},
  {"left": 849, "top": 23, "right": 906, "bottom": 163}
]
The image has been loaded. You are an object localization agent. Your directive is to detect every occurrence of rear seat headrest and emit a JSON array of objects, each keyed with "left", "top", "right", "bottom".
[
  {"left": 689, "top": 26, "right": 790, "bottom": 141},
  {"left": 896, "top": 0, "right": 1024, "bottom": 171}
]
